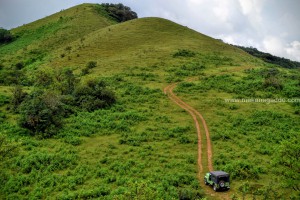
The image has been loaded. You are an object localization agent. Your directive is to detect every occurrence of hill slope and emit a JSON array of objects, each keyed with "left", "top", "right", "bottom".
[
  {"left": 0, "top": 4, "right": 116, "bottom": 68},
  {"left": 0, "top": 3, "right": 299, "bottom": 200},
  {"left": 49, "top": 17, "right": 253, "bottom": 73}
]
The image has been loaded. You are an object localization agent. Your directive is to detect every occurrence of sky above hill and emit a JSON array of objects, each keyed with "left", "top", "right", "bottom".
[{"left": 1, "top": 0, "right": 299, "bottom": 61}]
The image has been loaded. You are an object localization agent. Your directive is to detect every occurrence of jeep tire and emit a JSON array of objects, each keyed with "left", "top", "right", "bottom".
[
  {"left": 213, "top": 184, "right": 217, "bottom": 191},
  {"left": 219, "top": 181, "right": 225, "bottom": 188},
  {"left": 204, "top": 179, "right": 208, "bottom": 185}
]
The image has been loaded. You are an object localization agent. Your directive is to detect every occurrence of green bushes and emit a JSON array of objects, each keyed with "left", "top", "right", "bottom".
[
  {"left": 0, "top": 28, "right": 13, "bottom": 43},
  {"left": 81, "top": 61, "right": 97, "bottom": 75},
  {"left": 98, "top": 3, "right": 138, "bottom": 22},
  {"left": 0, "top": 134, "right": 18, "bottom": 161},
  {"left": 10, "top": 86, "right": 27, "bottom": 112},
  {"left": 18, "top": 90, "right": 65, "bottom": 137},
  {"left": 73, "top": 79, "right": 116, "bottom": 112},
  {"left": 173, "top": 49, "right": 196, "bottom": 58},
  {"left": 0, "top": 94, "right": 9, "bottom": 106},
  {"left": 5, "top": 67, "right": 116, "bottom": 137}
]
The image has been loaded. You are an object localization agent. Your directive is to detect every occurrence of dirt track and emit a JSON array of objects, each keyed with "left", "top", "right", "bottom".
[{"left": 164, "top": 81, "right": 230, "bottom": 200}]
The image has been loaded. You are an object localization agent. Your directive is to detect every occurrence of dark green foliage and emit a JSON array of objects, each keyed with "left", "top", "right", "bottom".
[
  {"left": 11, "top": 86, "right": 27, "bottom": 112},
  {"left": 14, "top": 149, "right": 78, "bottom": 173},
  {"left": 0, "top": 28, "right": 13, "bottom": 43},
  {"left": 234, "top": 45, "right": 300, "bottom": 68},
  {"left": 99, "top": 3, "right": 138, "bottom": 22},
  {"left": 73, "top": 79, "right": 116, "bottom": 112},
  {"left": 18, "top": 90, "right": 64, "bottom": 137},
  {"left": 0, "top": 68, "right": 26, "bottom": 85},
  {"left": 263, "top": 76, "right": 283, "bottom": 90},
  {"left": 0, "top": 134, "right": 18, "bottom": 161},
  {"left": 173, "top": 49, "right": 196, "bottom": 58},
  {"left": 81, "top": 67, "right": 89, "bottom": 75},
  {"left": 54, "top": 68, "right": 78, "bottom": 95},
  {"left": 15, "top": 62, "right": 24, "bottom": 70},
  {"left": 35, "top": 70, "right": 53, "bottom": 87},
  {"left": 86, "top": 61, "right": 97, "bottom": 69},
  {"left": 81, "top": 61, "right": 97, "bottom": 75},
  {"left": 0, "top": 94, "right": 10, "bottom": 107},
  {"left": 275, "top": 137, "right": 300, "bottom": 192}
]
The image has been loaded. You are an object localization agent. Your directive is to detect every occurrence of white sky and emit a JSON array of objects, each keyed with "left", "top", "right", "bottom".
[{"left": 0, "top": 0, "right": 299, "bottom": 61}]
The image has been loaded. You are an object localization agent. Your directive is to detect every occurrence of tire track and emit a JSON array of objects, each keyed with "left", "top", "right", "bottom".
[
  {"left": 164, "top": 83, "right": 203, "bottom": 173},
  {"left": 164, "top": 82, "right": 213, "bottom": 172},
  {"left": 165, "top": 82, "right": 231, "bottom": 200}
]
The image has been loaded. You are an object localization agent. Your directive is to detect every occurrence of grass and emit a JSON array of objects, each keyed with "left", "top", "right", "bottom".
[
  {"left": 175, "top": 66, "right": 300, "bottom": 199},
  {"left": 0, "top": 3, "right": 299, "bottom": 199}
]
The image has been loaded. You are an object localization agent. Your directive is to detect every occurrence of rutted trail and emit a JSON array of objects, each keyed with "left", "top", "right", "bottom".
[
  {"left": 164, "top": 83, "right": 203, "bottom": 173},
  {"left": 164, "top": 81, "right": 231, "bottom": 200},
  {"left": 164, "top": 82, "right": 213, "bottom": 172}
]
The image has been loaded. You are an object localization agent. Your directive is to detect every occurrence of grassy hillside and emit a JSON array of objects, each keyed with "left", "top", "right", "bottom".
[
  {"left": 0, "top": 3, "right": 116, "bottom": 69},
  {"left": 0, "top": 3, "right": 299, "bottom": 200}
]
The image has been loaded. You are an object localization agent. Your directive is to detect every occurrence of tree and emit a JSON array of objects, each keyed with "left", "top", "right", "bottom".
[
  {"left": 101, "top": 3, "right": 138, "bottom": 22},
  {"left": 0, "top": 28, "right": 13, "bottom": 43},
  {"left": 19, "top": 90, "right": 64, "bottom": 137}
]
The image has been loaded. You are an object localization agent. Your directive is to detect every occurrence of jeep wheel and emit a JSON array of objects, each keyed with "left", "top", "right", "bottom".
[
  {"left": 204, "top": 179, "right": 208, "bottom": 185},
  {"left": 219, "top": 181, "right": 225, "bottom": 188},
  {"left": 213, "top": 184, "right": 217, "bottom": 192}
]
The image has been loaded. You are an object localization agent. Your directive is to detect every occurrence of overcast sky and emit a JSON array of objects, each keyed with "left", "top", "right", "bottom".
[{"left": 0, "top": 0, "right": 299, "bottom": 61}]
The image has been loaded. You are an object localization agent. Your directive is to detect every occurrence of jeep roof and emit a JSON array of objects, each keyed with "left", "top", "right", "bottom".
[{"left": 210, "top": 171, "right": 229, "bottom": 177}]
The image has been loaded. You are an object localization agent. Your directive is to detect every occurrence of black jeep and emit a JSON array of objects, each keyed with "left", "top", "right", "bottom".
[{"left": 204, "top": 171, "right": 230, "bottom": 191}]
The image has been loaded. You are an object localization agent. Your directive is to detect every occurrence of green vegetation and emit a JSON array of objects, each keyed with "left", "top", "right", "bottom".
[
  {"left": 234, "top": 45, "right": 300, "bottom": 68},
  {"left": 173, "top": 49, "right": 196, "bottom": 58},
  {"left": 175, "top": 66, "right": 300, "bottom": 199},
  {"left": 0, "top": 28, "right": 13, "bottom": 44},
  {"left": 0, "top": 3, "right": 299, "bottom": 199},
  {"left": 100, "top": 3, "right": 138, "bottom": 22}
]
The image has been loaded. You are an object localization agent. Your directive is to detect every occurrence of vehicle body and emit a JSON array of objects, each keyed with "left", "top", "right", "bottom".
[{"left": 204, "top": 171, "right": 230, "bottom": 191}]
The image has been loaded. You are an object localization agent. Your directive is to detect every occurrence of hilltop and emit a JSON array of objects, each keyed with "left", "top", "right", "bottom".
[{"left": 0, "top": 3, "right": 299, "bottom": 200}]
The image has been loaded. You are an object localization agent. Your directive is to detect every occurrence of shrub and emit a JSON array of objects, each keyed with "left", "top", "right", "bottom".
[
  {"left": 18, "top": 90, "right": 65, "bottom": 137},
  {"left": 15, "top": 62, "right": 24, "bottom": 70},
  {"left": 99, "top": 3, "right": 138, "bottom": 22},
  {"left": 263, "top": 77, "right": 283, "bottom": 90},
  {"left": 0, "top": 28, "right": 13, "bottom": 43},
  {"left": 0, "top": 94, "right": 10, "bottom": 106},
  {"left": 173, "top": 49, "right": 196, "bottom": 58},
  {"left": 86, "top": 61, "right": 97, "bottom": 69},
  {"left": 11, "top": 86, "right": 27, "bottom": 112},
  {"left": 0, "top": 134, "right": 18, "bottom": 161},
  {"left": 54, "top": 68, "right": 78, "bottom": 95},
  {"left": 73, "top": 79, "right": 116, "bottom": 112}
]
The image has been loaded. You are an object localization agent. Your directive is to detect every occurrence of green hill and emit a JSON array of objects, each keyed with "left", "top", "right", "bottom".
[
  {"left": 0, "top": 3, "right": 299, "bottom": 200},
  {"left": 0, "top": 4, "right": 116, "bottom": 69}
]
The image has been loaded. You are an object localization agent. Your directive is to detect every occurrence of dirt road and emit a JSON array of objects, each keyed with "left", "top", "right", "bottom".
[{"left": 164, "top": 81, "right": 230, "bottom": 200}]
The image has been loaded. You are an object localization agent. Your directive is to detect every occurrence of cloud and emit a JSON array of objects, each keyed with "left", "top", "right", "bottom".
[
  {"left": 262, "top": 36, "right": 300, "bottom": 61},
  {"left": 285, "top": 41, "right": 300, "bottom": 61},
  {"left": 263, "top": 36, "right": 285, "bottom": 56}
]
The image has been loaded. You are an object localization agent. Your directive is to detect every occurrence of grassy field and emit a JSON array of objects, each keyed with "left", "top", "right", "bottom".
[{"left": 0, "top": 3, "right": 299, "bottom": 200}]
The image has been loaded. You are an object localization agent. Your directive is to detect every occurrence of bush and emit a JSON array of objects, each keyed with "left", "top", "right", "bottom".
[
  {"left": 18, "top": 90, "right": 65, "bottom": 137},
  {"left": 0, "top": 28, "right": 13, "bottom": 43},
  {"left": 0, "top": 134, "right": 18, "bottom": 161},
  {"left": 173, "top": 49, "right": 196, "bottom": 58},
  {"left": 86, "top": 61, "right": 97, "bottom": 69},
  {"left": 11, "top": 86, "right": 27, "bottom": 112},
  {"left": 99, "top": 3, "right": 138, "bottom": 22},
  {"left": 73, "top": 79, "right": 116, "bottom": 112}
]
